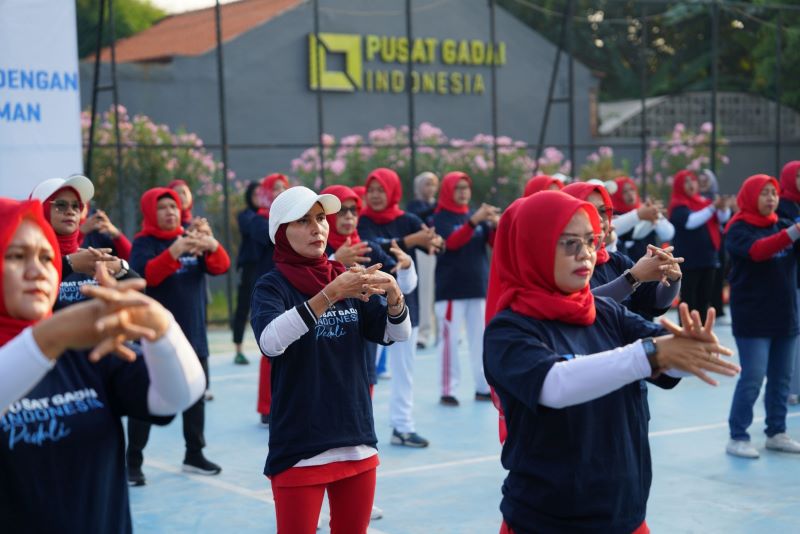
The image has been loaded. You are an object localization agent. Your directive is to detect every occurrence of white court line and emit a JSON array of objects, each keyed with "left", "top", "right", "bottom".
[
  {"left": 379, "top": 412, "right": 800, "bottom": 478},
  {"left": 209, "top": 372, "right": 258, "bottom": 383}
]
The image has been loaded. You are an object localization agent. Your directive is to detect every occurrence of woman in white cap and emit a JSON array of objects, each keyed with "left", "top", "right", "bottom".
[
  {"left": 250, "top": 186, "right": 410, "bottom": 533},
  {"left": 29, "top": 176, "right": 133, "bottom": 310}
]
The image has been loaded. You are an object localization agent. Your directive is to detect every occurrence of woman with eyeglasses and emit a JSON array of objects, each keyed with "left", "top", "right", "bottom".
[
  {"left": 483, "top": 191, "right": 739, "bottom": 534},
  {"left": 669, "top": 170, "right": 732, "bottom": 319},
  {"left": 0, "top": 198, "right": 205, "bottom": 533},
  {"left": 432, "top": 172, "right": 499, "bottom": 406},
  {"left": 29, "top": 176, "right": 135, "bottom": 310},
  {"left": 724, "top": 175, "right": 800, "bottom": 459},
  {"left": 358, "top": 168, "right": 443, "bottom": 448},
  {"left": 562, "top": 182, "right": 682, "bottom": 322}
]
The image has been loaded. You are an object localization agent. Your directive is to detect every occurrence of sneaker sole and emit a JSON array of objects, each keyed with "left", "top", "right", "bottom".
[
  {"left": 182, "top": 464, "right": 222, "bottom": 475},
  {"left": 127, "top": 479, "right": 146, "bottom": 487},
  {"left": 390, "top": 437, "right": 428, "bottom": 448},
  {"left": 765, "top": 445, "right": 800, "bottom": 453},
  {"left": 726, "top": 449, "right": 759, "bottom": 459}
]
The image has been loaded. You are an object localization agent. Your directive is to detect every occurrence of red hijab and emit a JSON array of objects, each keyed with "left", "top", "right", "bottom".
[
  {"left": 258, "top": 173, "right": 290, "bottom": 217},
  {"left": 486, "top": 191, "right": 601, "bottom": 326},
  {"left": 668, "top": 170, "right": 720, "bottom": 250},
  {"left": 610, "top": 176, "right": 641, "bottom": 214},
  {"left": 360, "top": 168, "right": 406, "bottom": 225},
  {"left": 779, "top": 161, "right": 800, "bottom": 203},
  {"left": 724, "top": 174, "right": 780, "bottom": 233},
  {"left": 0, "top": 199, "right": 62, "bottom": 346},
  {"left": 435, "top": 172, "right": 471, "bottom": 214},
  {"left": 272, "top": 224, "right": 346, "bottom": 297},
  {"left": 523, "top": 175, "right": 562, "bottom": 197},
  {"left": 562, "top": 182, "right": 612, "bottom": 265},
  {"left": 135, "top": 188, "right": 185, "bottom": 240},
  {"left": 42, "top": 186, "right": 82, "bottom": 256},
  {"left": 321, "top": 184, "right": 362, "bottom": 251},
  {"left": 168, "top": 179, "right": 193, "bottom": 224}
]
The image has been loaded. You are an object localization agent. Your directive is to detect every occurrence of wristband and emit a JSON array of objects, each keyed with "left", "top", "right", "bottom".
[{"left": 320, "top": 289, "right": 335, "bottom": 309}]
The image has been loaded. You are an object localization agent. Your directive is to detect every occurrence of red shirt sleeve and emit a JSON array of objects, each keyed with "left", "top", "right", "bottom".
[
  {"left": 205, "top": 244, "right": 231, "bottom": 275},
  {"left": 144, "top": 249, "right": 182, "bottom": 287},
  {"left": 487, "top": 228, "right": 496, "bottom": 247},
  {"left": 445, "top": 223, "right": 475, "bottom": 251},
  {"left": 748, "top": 229, "right": 792, "bottom": 262},
  {"left": 112, "top": 234, "right": 132, "bottom": 261}
]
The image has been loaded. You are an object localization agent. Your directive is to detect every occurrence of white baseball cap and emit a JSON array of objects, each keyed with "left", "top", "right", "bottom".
[
  {"left": 268, "top": 186, "right": 341, "bottom": 244},
  {"left": 29, "top": 175, "right": 95, "bottom": 204}
]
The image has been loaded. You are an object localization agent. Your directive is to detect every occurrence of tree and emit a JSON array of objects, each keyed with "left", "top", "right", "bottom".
[{"left": 76, "top": 0, "right": 167, "bottom": 58}]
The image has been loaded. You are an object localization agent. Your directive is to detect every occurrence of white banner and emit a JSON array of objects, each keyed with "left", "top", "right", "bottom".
[{"left": 0, "top": 0, "right": 83, "bottom": 199}]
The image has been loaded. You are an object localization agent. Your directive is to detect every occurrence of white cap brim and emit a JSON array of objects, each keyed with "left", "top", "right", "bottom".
[
  {"left": 268, "top": 186, "right": 341, "bottom": 243},
  {"left": 29, "top": 175, "right": 94, "bottom": 204}
]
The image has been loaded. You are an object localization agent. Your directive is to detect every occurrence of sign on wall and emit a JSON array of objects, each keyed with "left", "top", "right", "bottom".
[
  {"left": 0, "top": 0, "right": 84, "bottom": 199},
  {"left": 309, "top": 33, "right": 506, "bottom": 96}
]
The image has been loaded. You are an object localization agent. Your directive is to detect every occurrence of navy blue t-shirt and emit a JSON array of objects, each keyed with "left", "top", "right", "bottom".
[
  {"left": 250, "top": 270, "right": 392, "bottom": 476},
  {"left": 669, "top": 206, "right": 719, "bottom": 270},
  {"left": 326, "top": 239, "right": 398, "bottom": 386},
  {"left": 358, "top": 213, "right": 427, "bottom": 326},
  {"left": 777, "top": 198, "right": 800, "bottom": 287},
  {"left": 725, "top": 220, "right": 799, "bottom": 338},
  {"left": 247, "top": 213, "right": 277, "bottom": 277},
  {"left": 130, "top": 236, "right": 212, "bottom": 358},
  {"left": 591, "top": 251, "right": 670, "bottom": 322},
  {"left": 406, "top": 199, "right": 436, "bottom": 226},
  {"left": 432, "top": 209, "right": 491, "bottom": 301},
  {"left": 483, "top": 297, "right": 672, "bottom": 534},
  {"left": 617, "top": 228, "right": 659, "bottom": 263},
  {"left": 54, "top": 257, "right": 141, "bottom": 311},
  {"left": 236, "top": 208, "right": 263, "bottom": 269},
  {"left": 0, "top": 347, "right": 172, "bottom": 534}
]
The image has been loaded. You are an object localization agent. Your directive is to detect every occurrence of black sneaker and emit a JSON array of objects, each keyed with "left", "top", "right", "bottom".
[
  {"left": 475, "top": 392, "right": 492, "bottom": 402},
  {"left": 391, "top": 429, "right": 429, "bottom": 448},
  {"left": 127, "top": 465, "right": 146, "bottom": 486},
  {"left": 440, "top": 395, "right": 459, "bottom": 406},
  {"left": 182, "top": 454, "right": 222, "bottom": 476},
  {"left": 260, "top": 413, "right": 270, "bottom": 427}
]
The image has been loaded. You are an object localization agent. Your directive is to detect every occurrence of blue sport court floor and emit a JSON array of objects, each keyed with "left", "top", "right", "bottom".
[{"left": 128, "top": 308, "right": 800, "bottom": 533}]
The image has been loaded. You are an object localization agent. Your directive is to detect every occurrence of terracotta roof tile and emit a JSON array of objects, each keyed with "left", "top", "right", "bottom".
[{"left": 95, "top": 0, "right": 303, "bottom": 63}]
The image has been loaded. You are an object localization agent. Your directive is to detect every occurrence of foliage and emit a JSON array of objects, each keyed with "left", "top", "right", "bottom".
[
  {"left": 577, "top": 146, "right": 628, "bottom": 181},
  {"left": 76, "top": 0, "right": 166, "bottom": 58},
  {"left": 82, "top": 105, "right": 243, "bottom": 242}
]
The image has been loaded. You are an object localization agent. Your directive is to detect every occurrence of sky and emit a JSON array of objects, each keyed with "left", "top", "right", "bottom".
[{"left": 149, "top": 0, "right": 238, "bottom": 14}]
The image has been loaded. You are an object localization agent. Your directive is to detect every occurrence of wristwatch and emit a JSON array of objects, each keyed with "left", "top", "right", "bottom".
[
  {"left": 622, "top": 269, "right": 641, "bottom": 290},
  {"left": 642, "top": 337, "right": 660, "bottom": 374},
  {"left": 114, "top": 259, "right": 130, "bottom": 279}
]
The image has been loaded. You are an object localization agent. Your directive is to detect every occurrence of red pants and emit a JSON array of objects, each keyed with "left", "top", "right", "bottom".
[
  {"left": 501, "top": 520, "right": 649, "bottom": 534},
  {"left": 271, "top": 464, "right": 376, "bottom": 534},
  {"left": 257, "top": 356, "right": 271, "bottom": 415}
]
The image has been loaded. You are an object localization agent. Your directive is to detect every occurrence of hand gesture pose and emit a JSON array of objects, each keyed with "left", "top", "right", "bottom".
[
  {"left": 334, "top": 238, "right": 372, "bottom": 268},
  {"left": 629, "top": 245, "right": 684, "bottom": 286},
  {"left": 653, "top": 304, "right": 739, "bottom": 386},
  {"left": 637, "top": 199, "right": 661, "bottom": 223},
  {"left": 388, "top": 239, "right": 412, "bottom": 272},
  {"left": 33, "top": 264, "right": 172, "bottom": 362},
  {"left": 67, "top": 247, "right": 117, "bottom": 275},
  {"left": 470, "top": 203, "right": 501, "bottom": 227}
]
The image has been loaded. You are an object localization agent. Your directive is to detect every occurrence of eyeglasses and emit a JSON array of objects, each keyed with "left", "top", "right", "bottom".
[
  {"left": 557, "top": 234, "right": 602, "bottom": 258},
  {"left": 591, "top": 204, "right": 611, "bottom": 222},
  {"left": 339, "top": 206, "right": 359, "bottom": 216},
  {"left": 51, "top": 200, "right": 82, "bottom": 214}
]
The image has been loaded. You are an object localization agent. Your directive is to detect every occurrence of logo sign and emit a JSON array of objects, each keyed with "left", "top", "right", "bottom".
[{"left": 308, "top": 33, "right": 506, "bottom": 96}]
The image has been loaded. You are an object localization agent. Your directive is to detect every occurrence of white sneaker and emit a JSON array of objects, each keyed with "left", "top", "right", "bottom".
[
  {"left": 765, "top": 433, "right": 800, "bottom": 453},
  {"left": 726, "top": 439, "right": 760, "bottom": 459},
  {"left": 788, "top": 394, "right": 800, "bottom": 406},
  {"left": 371, "top": 504, "right": 383, "bottom": 520}
]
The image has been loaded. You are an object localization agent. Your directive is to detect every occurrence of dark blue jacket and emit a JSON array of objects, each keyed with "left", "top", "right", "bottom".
[
  {"left": 484, "top": 297, "right": 674, "bottom": 534},
  {"left": 725, "top": 219, "right": 799, "bottom": 338},
  {"left": 250, "top": 270, "right": 394, "bottom": 476},
  {"left": 669, "top": 206, "right": 720, "bottom": 270},
  {"left": 247, "top": 213, "right": 277, "bottom": 277},
  {"left": 130, "top": 236, "right": 214, "bottom": 358},
  {"left": 0, "top": 347, "right": 171, "bottom": 534},
  {"left": 358, "top": 212, "right": 427, "bottom": 327},
  {"left": 432, "top": 209, "right": 491, "bottom": 301},
  {"left": 777, "top": 197, "right": 800, "bottom": 287}
]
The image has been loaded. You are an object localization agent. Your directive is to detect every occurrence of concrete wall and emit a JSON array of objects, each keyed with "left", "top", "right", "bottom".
[{"left": 80, "top": 0, "right": 598, "bottom": 185}]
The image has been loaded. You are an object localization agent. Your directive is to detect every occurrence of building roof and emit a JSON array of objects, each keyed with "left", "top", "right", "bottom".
[{"left": 95, "top": 0, "right": 303, "bottom": 63}]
